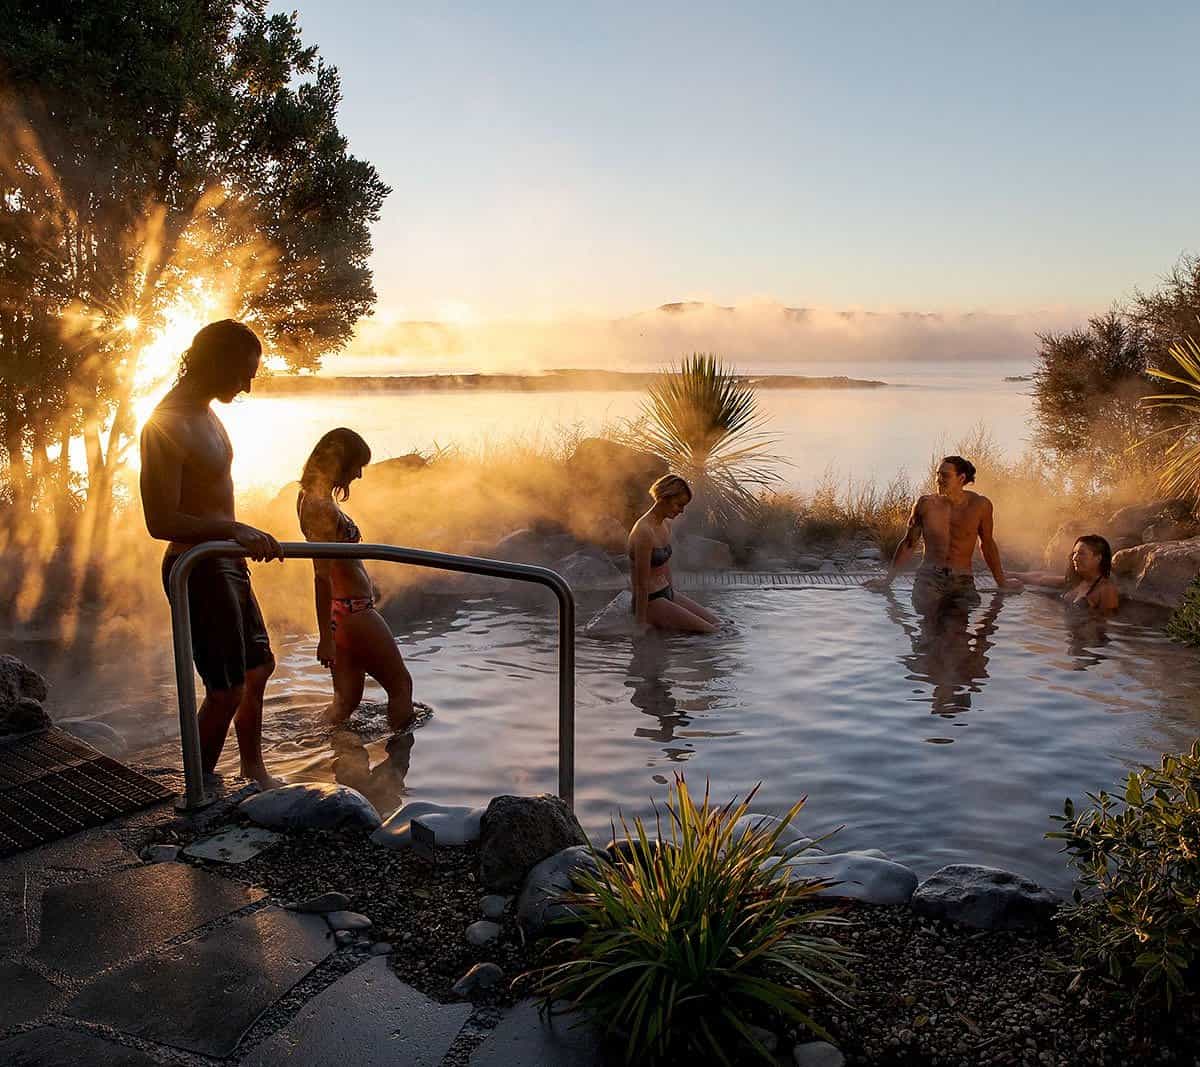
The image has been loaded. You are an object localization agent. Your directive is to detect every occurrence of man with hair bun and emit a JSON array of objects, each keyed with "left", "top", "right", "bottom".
[
  {"left": 865, "top": 454, "right": 1022, "bottom": 613},
  {"left": 140, "top": 319, "right": 284, "bottom": 787}
]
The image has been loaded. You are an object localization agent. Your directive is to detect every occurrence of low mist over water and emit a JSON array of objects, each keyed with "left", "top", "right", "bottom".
[{"left": 220, "top": 359, "right": 1033, "bottom": 500}]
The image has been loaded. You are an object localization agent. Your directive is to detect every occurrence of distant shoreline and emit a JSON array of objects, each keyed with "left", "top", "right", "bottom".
[{"left": 256, "top": 368, "right": 888, "bottom": 395}]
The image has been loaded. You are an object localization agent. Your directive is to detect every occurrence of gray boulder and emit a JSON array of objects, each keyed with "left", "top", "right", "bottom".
[
  {"left": 793, "top": 1040, "right": 846, "bottom": 1067},
  {"left": 1108, "top": 497, "right": 1194, "bottom": 544},
  {"left": 564, "top": 438, "right": 668, "bottom": 527},
  {"left": 53, "top": 717, "right": 126, "bottom": 756},
  {"left": 466, "top": 920, "right": 501, "bottom": 946},
  {"left": 910, "top": 864, "right": 1059, "bottom": 931},
  {"left": 554, "top": 550, "right": 623, "bottom": 588},
  {"left": 370, "top": 800, "right": 476, "bottom": 850},
  {"left": 240, "top": 782, "right": 381, "bottom": 831},
  {"left": 479, "top": 794, "right": 589, "bottom": 891},
  {"left": 0, "top": 655, "right": 50, "bottom": 736},
  {"left": 676, "top": 535, "right": 734, "bottom": 570},
  {"left": 517, "top": 845, "right": 603, "bottom": 937},
  {"left": 730, "top": 812, "right": 809, "bottom": 855},
  {"left": 452, "top": 961, "right": 504, "bottom": 997},
  {"left": 493, "top": 529, "right": 579, "bottom": 566},
  {"left": 1113, "top": 537, "right": 1200, "bottom": 608},
  {"left": 775, "top": 851, "right": 918, "bottom": 905}
]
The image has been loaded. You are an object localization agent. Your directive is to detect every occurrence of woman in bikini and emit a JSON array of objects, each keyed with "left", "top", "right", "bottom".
[
  {"left": 298, "top": 428, "right": 416, "bottom": 731},
  {"left": 1009, "top": 534, "right": 1120, "bottom": 613},
  {"left": 628, "top": 474, "right": 720, "bottom": 634}
]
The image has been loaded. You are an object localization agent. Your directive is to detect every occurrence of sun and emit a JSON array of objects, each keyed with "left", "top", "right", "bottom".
[{"left": 131, "top": 282, "right": 234, "bottom": 430}]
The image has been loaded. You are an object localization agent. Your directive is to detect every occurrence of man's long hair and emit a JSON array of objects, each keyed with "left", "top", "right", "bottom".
[{"left": 177, "top": 320, "right": 262, "bottom": 390}]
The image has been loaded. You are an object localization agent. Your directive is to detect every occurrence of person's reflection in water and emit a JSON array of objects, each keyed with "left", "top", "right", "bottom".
[
  {"left": 1063, "top": 608, "right": 1111, "bottom": 670},
  {"left": 882, "top": 587, "right": 1006, "bottom": 717},
  {"left": 329, "top": 726, "right": 414, "bottom": 811},
  {"left": 625, "top": 637, "right": 693, "bottom": 758}
]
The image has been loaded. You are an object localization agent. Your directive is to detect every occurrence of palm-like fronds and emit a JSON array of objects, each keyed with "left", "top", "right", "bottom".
[
  {"left": 529, "top": 776, "right": 855, "bottom": 1066},
  {"left": 625, "top": 354, "right": 783, "bottom": 523},
  {"left": 1140, "top": 337, "right": 1200, "bottom": 499}
]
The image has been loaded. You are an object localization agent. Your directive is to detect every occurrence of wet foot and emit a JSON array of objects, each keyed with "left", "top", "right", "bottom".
[
  {"left": 387, "top": 703, "right": 433, "bottom": 737},
  {"left": 241, "top": 765, "right": 286, "bottom": 790}
]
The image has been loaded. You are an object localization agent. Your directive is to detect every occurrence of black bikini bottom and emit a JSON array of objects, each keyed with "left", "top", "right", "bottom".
[{"left": 633, "top": 585, "right": 675, "bottom": 612}]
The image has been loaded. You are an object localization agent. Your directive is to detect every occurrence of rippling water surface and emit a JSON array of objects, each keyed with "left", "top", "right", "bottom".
[{"left": 24, "top": 584, "right": 1199, "bottom": 892}]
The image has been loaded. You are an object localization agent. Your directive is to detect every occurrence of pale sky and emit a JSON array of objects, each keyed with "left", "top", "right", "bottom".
[{"left": 280, "top": 1, "right": 1200, "bottom": 323}]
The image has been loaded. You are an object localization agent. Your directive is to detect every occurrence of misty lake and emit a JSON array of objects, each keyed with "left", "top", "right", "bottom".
[{"left": 217, "top": 359, "right": 1034, "bottom": 500}]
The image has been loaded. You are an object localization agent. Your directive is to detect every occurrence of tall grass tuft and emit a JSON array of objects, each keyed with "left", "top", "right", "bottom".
[
  {"left": 1140, "top": 336, "right": 1200, "bottom": 501},
  {"left": 624, "top": 353, "right": 783, "bottom": 526},
  {"left": 532, "top": 776, "right": 855, "bottom": 1066}
]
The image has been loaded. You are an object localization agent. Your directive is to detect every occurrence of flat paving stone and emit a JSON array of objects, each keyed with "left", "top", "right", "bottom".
[
  {"left": 183, "top": 825, "right": 282, "bottom": 863},
  {"left": 0, "top": 958, "right": 61, "bottom": 1027},
  {"left": 0, "top": 1026, "right": 162, "bottom": 1067},
  {"left": 34, "top": 861, "right": 264, "bottom": 978},
  {"left": 66, "top": 906, "right": 333, "bottom": 1058},
  {"left": 470, "top": 1000, "right": 602, "bottom": 1067},
  {"left": 244, "top": 956, "right": 471, "bottom": 1067},
  {"left": 0, "top": 876, "right": 28, "bottom": 954}
]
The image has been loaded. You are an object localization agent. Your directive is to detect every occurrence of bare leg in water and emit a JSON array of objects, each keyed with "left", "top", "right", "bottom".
[
  {"left": 673, "top": 591, "right": 719, "bottom": 627},
  {"left": 647, "top": 597, "right": 719, "bottom": 634},
  {"left": 198, "top": 659, "right": 281, "bottom": 788},
  {"left": 334, "top": 608, "right": 414, "bottom": 731}
]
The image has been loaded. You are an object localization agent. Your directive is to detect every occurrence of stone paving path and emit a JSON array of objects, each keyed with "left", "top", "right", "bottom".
[{"left": 0, "top": 799, "right": 603, "bottom": 1066}]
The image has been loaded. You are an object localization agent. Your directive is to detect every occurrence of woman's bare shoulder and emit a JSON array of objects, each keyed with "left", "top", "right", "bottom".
[{"left": 298, "top": 492, "right": 339, "bottom": 540}]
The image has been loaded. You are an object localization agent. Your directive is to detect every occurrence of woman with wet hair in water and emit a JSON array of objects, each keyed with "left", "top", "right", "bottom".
[
  {"left": 1009, "top": 534, "right": 1119, "bottom": 613},
  {"left": 298, "top": 428, "right": 417, "bottom": 731},
  {"left": 627, "top": 474, "right": 720, "bottom": 634}
]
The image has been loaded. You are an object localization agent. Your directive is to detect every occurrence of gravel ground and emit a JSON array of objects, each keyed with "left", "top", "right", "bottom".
[
  {"left": 802, "top": 902, "right": 1199, "bottom": 1067},
  {"left": 166, "top": 818, "right": 1198, "bottom": 1066}
]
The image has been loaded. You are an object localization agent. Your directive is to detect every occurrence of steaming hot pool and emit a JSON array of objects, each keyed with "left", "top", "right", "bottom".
[{"left": 187, "top": 581, "right": 1200, "bottom": 894}]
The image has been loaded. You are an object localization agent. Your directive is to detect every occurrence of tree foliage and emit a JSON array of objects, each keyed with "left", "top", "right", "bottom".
[
  {"left": 0, "top": 0, "right": 389, "bottom": 533},
  {"left": 1029, "top": 311, "right": 1158, "bottom": 483}
]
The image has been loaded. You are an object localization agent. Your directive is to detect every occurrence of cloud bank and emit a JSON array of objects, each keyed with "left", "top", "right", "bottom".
[{"left": 333, "top": 300, "right": 1089, "bottom": 375}]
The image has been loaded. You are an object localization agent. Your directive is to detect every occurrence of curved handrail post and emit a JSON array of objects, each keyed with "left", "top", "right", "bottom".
[{"left": 167, "top": 540, "right": 577, "bottom": 813}]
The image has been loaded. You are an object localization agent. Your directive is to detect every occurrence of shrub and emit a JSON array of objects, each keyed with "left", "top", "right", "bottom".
[
  {"left": 1166, "top": 576, "right": 1200, "bottom": 646},
  {"left": 532, "top": 777, "right": 855, "bottom": 1065},
  {"left": 1047, "top": 742, "right": 1200, "bottom": 1011},
  {"left": 622, "top": 354, "right": 783, "bottom": 526}
]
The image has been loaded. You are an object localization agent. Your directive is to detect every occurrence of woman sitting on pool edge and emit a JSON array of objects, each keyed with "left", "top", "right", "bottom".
[
  {"left": 1009, "top": 534, "right": 1119, "bottom": 613},
  {"left": 628, "top": 474, "right": 720, "bottom": 634},
  {"left": 298, "top": 428, "right": 417, "bottom": 731}
]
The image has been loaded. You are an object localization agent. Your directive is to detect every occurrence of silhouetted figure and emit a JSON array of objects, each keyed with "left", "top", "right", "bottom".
[
  {"left": 297, "top": 428, "right": 415, "bottom": 731},
  {"left": 139, "top": 319, "right": 283, "bottom": 787},
  {"left": 865, "top": 455, "right": 1021, "bottom": 612},
  {"left": 1010, "top": 534, "right": 1119, "bottom": 614},
  {"left": 628, "top": 474, "right": 720, "bottom": 634}
]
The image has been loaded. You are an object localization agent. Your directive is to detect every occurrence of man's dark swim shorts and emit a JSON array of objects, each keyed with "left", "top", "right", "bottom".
[
  {"left": 161, "top": 554, "right": 273, "bottom": 691},
  {"left": 912, "top": 565, "right": 981, "bottom": 615}
]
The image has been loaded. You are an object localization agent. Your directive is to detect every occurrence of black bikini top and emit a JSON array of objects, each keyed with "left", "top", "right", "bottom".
[
  {"left": 1064, "top": 576, "right": 1103, "bottom": 607},
  {"left": 650, "top": 543, "right": 672, "bottom": 568}
]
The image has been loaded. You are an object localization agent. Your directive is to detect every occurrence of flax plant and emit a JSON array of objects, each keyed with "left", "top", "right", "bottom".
[
  {"left": 625, "top": 354, "right": 783, "bottom": 525},
  {"left": 531, "top": 777, "right": 855, "bottom": 1066},
  {"left": 1140, "top": 337, "right": 1200, "bottom": 499}
]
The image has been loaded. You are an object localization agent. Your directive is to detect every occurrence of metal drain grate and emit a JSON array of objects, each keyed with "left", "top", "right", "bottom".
[
  {"left": 0, "top": 729, "right": 171, "bottom": 858},
  {"left": 674, "top": 570, "right": 998, "bottom": 591}
]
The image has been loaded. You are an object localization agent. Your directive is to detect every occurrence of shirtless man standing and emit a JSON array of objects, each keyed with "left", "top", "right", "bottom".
[
  {"left": 140, "top": 319, "right": 284, "bottom": 787},
  {"left": 865, "top": 455, "right": 1022, "bottom": 612}
]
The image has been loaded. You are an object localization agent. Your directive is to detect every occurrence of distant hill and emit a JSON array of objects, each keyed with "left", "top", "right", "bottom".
[{"left": 256, "top": 368, "right": 888, "bottom": 395}]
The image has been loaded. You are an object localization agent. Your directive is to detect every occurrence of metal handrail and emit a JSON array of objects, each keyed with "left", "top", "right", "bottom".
[{"left": 167, "top": 541, "right": 575, "bottom": 812}]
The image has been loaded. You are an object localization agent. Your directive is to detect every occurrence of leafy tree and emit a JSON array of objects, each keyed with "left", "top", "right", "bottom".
[
  {"left": 1132, "top": 254, "right": 1200, "bottom": 368},
  {"left": 1030, "top": 311, "right": 1158, "bottom": 485},
  {"left": 0, "top": 0, "right": 389, "bottom": 566}
]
